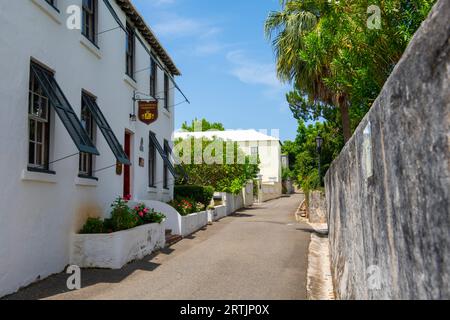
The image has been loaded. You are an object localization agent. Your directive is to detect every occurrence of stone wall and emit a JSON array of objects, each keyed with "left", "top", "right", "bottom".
[
  {"left": 308, "top": 191, "right": 327, "bottom": 224},
  {"left": 325, "top": 0, "right": 449, "bottom": 300}
]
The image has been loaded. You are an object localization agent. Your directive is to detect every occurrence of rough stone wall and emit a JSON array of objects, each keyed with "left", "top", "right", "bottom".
[
  {"left": 325, "top": 0, "right": 449, "bottom": 300},
  {"left": 308, "top": 191, "right": 328, "bottom": 224}
]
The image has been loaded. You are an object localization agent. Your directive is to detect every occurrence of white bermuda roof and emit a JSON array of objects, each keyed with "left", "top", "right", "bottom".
[{"left": 174, "top": 129, "right": 280, "bottom": 142}]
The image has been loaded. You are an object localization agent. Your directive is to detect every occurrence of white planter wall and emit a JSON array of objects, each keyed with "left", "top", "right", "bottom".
[
  {"left": 70, "top": 223, "right": 165, "bottom": 269},
  {"left": 224, "top": 193, "right": 245, "bottom": 215},
  {"left": 180, "top": 211, "right": 208, "bottom": 237},
  {"left": 138, "top": 200, "right": 182, "bottom": 236},
  {"left": 214, "top": 205, "right": 228, "bottom": 221},
  {"left": 260, "top": 182, "right": 282, "bottom": 202}
]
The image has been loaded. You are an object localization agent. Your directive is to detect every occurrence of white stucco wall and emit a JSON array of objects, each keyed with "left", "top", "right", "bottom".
[
  {"left": 238, "top": 140, "right": 282, "bottom": 183},
  {"left": 0, "top": 0, "right": 177, "bottom": 297}
]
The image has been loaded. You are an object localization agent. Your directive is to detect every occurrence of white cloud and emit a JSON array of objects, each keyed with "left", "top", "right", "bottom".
[
  {"left": 153, "top": 0, "right": 175, "bottom": 6},
  {"left": 152, "top": 16, "right": 205, "bottom": 37},
  {"left": 226, "top": 50, "right": 283, "bottom": 90}
]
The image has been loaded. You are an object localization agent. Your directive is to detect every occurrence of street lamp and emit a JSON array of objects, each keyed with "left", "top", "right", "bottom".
[{"left": 316, "top": 135, "right": 323, "bottom": 186}]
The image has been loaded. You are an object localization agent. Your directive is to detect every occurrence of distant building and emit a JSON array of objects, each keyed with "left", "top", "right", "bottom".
[{"left": 174, "top": 129, "right": 282, "bottom": 183}]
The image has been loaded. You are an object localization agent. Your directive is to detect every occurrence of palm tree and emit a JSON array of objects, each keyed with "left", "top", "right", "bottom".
[{"left": 265, "top": 1, "right": 352, "bottom": 142}]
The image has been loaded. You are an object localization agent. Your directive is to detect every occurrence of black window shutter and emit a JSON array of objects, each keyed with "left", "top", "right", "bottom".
[
  {"left": 82, "top": 94, "right": 131, "bottom": 165},
  {"left": 30, "top": 63, "right": 99, "bottom": 155},
  {"left": 149, "top": 132, "right": 177, "bottom": 178}
]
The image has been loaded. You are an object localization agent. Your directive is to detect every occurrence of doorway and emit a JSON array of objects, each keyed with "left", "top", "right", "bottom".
[{"left": 123, "top": 131, "right": 132, "bottom": 198}]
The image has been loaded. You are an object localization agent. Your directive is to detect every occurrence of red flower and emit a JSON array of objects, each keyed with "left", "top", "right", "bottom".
[
  {"left": 139, "top": 211, "right": 144, "bottom": 218},
  {"left": 124, "top": 194, "right": 132, "bottom": 201}
]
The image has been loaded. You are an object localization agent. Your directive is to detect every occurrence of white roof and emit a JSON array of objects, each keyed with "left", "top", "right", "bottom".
[{"left": 174, "top": 129, "right": 280, "bottom": 142}]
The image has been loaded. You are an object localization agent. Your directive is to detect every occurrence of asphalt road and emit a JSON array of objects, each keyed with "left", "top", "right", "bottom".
[{"left": 6, "top": 193, "right": 311, "bottom": 300}]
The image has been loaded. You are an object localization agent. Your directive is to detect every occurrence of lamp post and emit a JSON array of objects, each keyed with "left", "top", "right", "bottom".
[{"left": 316, "top": 135, "right": 323, "bottom": 186}]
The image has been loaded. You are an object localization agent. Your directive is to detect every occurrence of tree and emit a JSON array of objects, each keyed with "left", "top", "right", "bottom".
[
  {"left": 181, "top": 118, "right": 225, "bottom": 132},
  {"left": 174, "top": 137, "right": 260, "bottom": 195},
  {"left": 284, "top": 120, "right": 343, "bottom": 192},
  {"left": 266, "top": 0, "right": 435, "bottom": 142}
]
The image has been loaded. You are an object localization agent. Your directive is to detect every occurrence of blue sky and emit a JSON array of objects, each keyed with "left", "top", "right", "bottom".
[{"left": 131, "top": 0, "right": 298, "bottom": 142}]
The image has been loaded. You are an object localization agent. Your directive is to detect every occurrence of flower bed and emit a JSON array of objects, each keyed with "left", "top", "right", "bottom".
[
  {"left": 79, "top": 196, "right": 166, "bottom": 234},
  {"left": 71, "top": 196, "right": 166, "bottom": 269}
]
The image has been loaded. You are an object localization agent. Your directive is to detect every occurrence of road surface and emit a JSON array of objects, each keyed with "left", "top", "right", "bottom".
[{"left": 6, "top": 193, "right": 311, "bottom": 300}]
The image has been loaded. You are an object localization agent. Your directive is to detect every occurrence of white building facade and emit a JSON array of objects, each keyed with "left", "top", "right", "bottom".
[{"left": 0, "top": 0, "right": 180, "bottom": 297}]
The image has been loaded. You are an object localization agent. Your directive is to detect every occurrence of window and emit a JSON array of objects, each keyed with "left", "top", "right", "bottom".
[
  {"left": 251, "top": 147, "right": 259, "bottom": 156},
  {"left": 148, "top": 131, "right": 156, "bottom": 187},
  {"left": 79, "top": 93, "right": 97, "bottom": 177},
  {"left": 81, "top": 93, "right": 130, "bottom": 165},
  {"left": 149, "top": 133, "right": 177, "bottom": 183},
  {"left": 30, "top": 61, "right": 99, "bottom": 156},
  {"left": 163, "top": 140, "right": 169, "bottom": 189},
  {"left": 150, "top": 59, "right": 157, "bottom": 98},
  {"left": 164, "top": 73, "right": 169, "bottom": 110},
  {"left": 125, "top": 23, "right": 135, "bottom": 79},
  {"left": 82, "top": 0, "right": 97, "bottom": 45},
  {"left": 28, "top": 68, "right": 51, "bottom": 171}
]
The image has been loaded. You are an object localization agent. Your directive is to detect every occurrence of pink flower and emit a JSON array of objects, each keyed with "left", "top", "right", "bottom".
[
  {"left": 139, "top": 211, "right": 144, "bottom": 218},
  {"left": 144, "top": 208, "right": 149, "bottom": 213}
]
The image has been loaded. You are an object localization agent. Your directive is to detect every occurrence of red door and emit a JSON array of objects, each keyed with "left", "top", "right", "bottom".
[{"left": 123, "top": 132, "right": 131, "bottom": 198}]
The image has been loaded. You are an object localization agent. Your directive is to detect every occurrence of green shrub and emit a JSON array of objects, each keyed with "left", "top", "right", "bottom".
[
  {"left": 110, "top": 197, "right": 138, "bottom": 231},
  {"left": 168, "top": 197, "right": 197, "bottom": 216},
  {"left": 174, "top": 185, "right": 214, "bottom": 207},
  {"left": 79, "top": 197, "right": 165, "bottom": 234},
  {"left": 80, "top": 218, "right": 104, "bottom": 234}
]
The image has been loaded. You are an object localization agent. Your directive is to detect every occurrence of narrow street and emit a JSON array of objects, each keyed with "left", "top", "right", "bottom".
[{"left": 6, "top": 194, "right": 310, "bottom": 300}]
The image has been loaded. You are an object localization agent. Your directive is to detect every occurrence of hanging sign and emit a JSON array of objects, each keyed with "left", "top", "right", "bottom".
[{"left": 138, "top": 101, "right": 158, "bottom": 125}]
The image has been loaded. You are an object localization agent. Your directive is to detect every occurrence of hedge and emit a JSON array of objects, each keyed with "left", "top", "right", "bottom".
[{"left": 174, "top": 185, "right": 215, "bottom": 207}]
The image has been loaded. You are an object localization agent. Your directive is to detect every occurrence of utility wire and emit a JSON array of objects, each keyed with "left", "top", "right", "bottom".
[{"left": 102, "top": 0, "right": 190, "bottom": 105}]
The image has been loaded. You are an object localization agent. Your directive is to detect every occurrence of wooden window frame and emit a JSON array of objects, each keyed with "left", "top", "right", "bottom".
[
  {"left": 82, "top": 0, "right": 98, "bottom": 46},
  {"left": 125, "top": 23, "right": 136, "bottom": 79},
  {"left": 79, "top": 92, "right": 97, "bottom": 178},
  {"left": 28, "top": 66, "right": 51, "bottom": 172}
]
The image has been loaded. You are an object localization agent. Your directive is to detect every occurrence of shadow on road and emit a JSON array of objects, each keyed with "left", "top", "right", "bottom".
[{"left": 2, "top": 251, "right": 164, "bottom": 300}]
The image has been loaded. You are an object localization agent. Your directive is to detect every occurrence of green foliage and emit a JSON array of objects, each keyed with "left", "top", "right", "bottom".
[
  {"left": 284, "top": 120, "right": 344, "bottom": 192},
  {"left": 79, "top": 197, "right": 165, "bottom": 234},
  {"left": 175, "top": 137, "right": 260, "bottom": 195},
  {"left": 266, "top": 0, "right": 436, "bottom": 141},
  {"left": 80, "top": 218, "right": 104, "bottom": 234},
  {"left": 282, "top": 167, "right": 296, "bottom": 180},
  {"left": 110, "top": 197, "right": 138, "bottom": 232},
  {"left": 174, "top": 185, "right": 214, "bottom": 207},
  {"left": 181, "top": 118, "right": 225, "bottom": 132},
  {"left": 168, "top": 198, "right": 200, "bottom": 216}
]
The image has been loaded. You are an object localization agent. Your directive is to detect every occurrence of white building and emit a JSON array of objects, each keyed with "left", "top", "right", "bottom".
[
  {"left": 174, "top": 130, "right": 283, "bottom": 184},
  {"left": 0, "top": 0, "right": 181, "bottom": 297}
]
